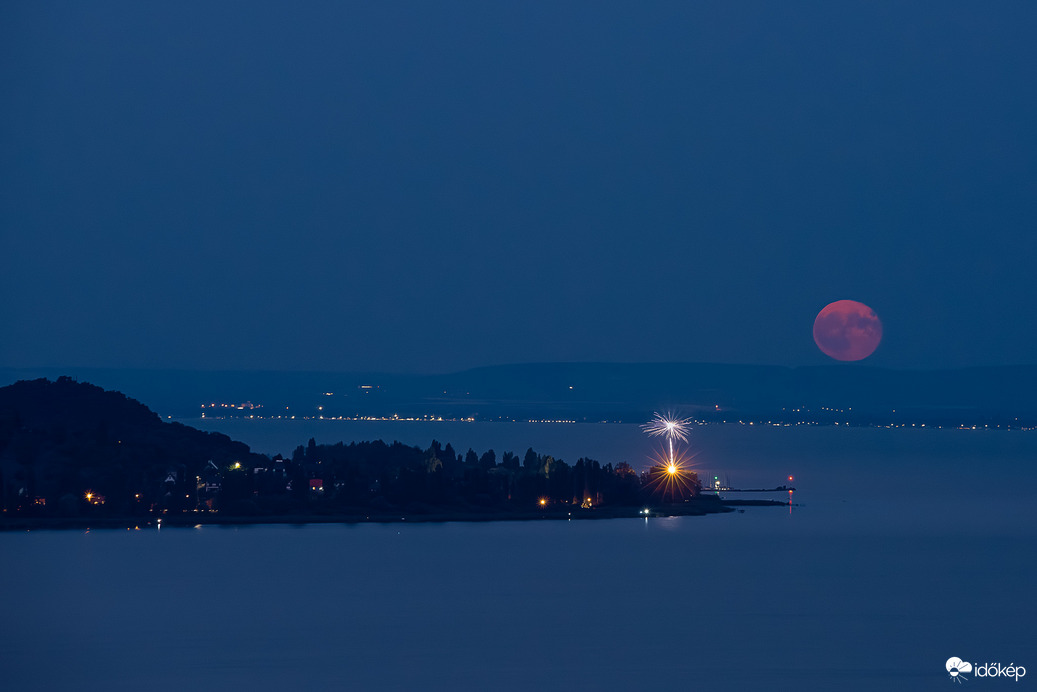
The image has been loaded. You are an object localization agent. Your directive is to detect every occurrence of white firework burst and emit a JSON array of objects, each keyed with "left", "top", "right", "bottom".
[{"left": 641, "top": 413, "right": 693, "bottom": 443}]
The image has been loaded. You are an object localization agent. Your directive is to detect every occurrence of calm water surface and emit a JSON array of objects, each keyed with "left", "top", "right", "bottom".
[{"left": 2, "top": 422, "right": 1034, "bottom": 691}]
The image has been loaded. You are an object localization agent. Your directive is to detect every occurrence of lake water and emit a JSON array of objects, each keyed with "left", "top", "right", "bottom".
[{"left": 2, "top": 421, "right": 1034, "bottom": 690}]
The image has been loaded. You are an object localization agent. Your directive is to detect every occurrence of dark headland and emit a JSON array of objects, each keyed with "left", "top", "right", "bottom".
[{"left": 0, "top": 378, "right": 787, "bottom": 531}]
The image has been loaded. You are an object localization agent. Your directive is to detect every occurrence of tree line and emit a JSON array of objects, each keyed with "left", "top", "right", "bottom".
[{"left": 0, "top": 378, "right": 701, "bottom": 519}]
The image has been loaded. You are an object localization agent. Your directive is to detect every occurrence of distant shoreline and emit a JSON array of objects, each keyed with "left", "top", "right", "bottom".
[
  {"left": 7, "top": 364, "right": 1037, "bottom": 427},
  {"left": 0, "top": 498, "right": 792, "bottom": 531}
]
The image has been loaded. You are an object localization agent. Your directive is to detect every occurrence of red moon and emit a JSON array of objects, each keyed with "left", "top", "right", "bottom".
[{"left": 812, "top": 300, "right": 882, "bottom": 361}]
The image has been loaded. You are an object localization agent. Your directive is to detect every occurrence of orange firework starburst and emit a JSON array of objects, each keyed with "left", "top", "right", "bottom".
[{"left": 643, "top": 449, "right": 700, "bottom": 503}]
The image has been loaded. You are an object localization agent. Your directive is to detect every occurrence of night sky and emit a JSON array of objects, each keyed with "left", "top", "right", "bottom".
[{"left": 3, "top": 1, "right": 1035, "bottom": 373}]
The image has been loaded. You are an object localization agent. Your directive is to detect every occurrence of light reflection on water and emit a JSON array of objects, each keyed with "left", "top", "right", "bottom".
[{"left": 2, "top": 423, "right": 1035, "bottom": 691}]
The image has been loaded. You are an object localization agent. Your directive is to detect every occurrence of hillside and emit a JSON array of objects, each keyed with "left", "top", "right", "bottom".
[{"left": 0, "top": 377, "right": 265, "bottom": 516}]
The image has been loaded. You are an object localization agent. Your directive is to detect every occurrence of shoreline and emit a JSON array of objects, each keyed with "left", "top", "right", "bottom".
[{"left": 0, "top": 497, "right": 792, "bottom": 531}]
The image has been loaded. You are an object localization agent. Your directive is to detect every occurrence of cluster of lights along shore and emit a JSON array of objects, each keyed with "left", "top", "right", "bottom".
[
  {"left": 46, "top": 411, "right": 1016, "bottom": 525},
  {"left": 194, "top": 403, "right": 1033, "bottom": 430},
  {"left": 20, "top": 412, "right": 800, "bottom": 524}
]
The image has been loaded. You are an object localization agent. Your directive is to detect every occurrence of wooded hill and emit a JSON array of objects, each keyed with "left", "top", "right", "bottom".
[{"left": 0, "top": 378, "right": 705, "bottom": 522}]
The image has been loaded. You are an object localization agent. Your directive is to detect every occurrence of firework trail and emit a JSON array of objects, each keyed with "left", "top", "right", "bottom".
[{"left": 641, "top": 413, "right": 693, "bottom": 465}]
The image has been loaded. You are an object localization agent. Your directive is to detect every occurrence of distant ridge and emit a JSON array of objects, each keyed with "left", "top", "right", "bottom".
[{"left": 2, "top": 363, "right": 1036, "bottom": 423}]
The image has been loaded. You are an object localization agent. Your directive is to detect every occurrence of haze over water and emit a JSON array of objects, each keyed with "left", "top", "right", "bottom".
[{"left": 3, "top": 421, "right": 1033, "bottom": 690}]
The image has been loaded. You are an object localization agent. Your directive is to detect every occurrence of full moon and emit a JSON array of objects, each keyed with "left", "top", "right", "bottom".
[{"left": 812, "top": 300, "right": 883, "bottom": 361}]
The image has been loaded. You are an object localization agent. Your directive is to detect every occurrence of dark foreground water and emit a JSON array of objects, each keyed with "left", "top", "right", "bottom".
[{"left": 2, "top": 423, "right": 1035, "bottom": 691}]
